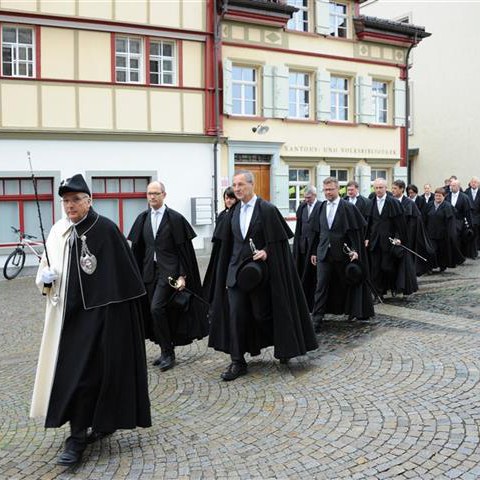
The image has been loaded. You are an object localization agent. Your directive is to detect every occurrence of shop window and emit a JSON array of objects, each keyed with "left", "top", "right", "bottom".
[
  {"left": 0, "top": 177, "right": 53, "bottom": 245},
  {"left": 91, "top": 176, "right": 148, "bottom": 234},
  {"left": 288, "top": 168, "right": 311, "bottom": 214}
]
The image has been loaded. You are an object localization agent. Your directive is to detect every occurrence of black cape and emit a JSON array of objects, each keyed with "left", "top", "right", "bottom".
[
  {"left": 309, "top": 199, "right": 374, "bottom": 319},
  {"left": 293, "top": 201, "right": 320, "bottom": 311},
  {"left": 128, "top": 208, "right": 209, "bottom": 346},
  {"left": 205, "top": 198, "right": 318, "bottom": 359},
  {"left": 46, "top": 209, "right": 151, "bottom": 431}
]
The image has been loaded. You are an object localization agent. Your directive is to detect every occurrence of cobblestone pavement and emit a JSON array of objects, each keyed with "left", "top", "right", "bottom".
[{"left": 1, "top": 256, "right": 480, "bottom": 480}]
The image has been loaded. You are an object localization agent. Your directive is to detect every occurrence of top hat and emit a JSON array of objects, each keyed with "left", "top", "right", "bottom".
[
  {"left": 58, "top": 174, "right": 91, "bottom": 197},
  {"left": 344, "top": 261, "right": 364, "bottom": 286},
  {"left": 236, "top": 257, "right": 268, "bottom": 292}
]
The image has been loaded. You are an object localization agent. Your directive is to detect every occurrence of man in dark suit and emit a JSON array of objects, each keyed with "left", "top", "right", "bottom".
[
  {"left": 345, "top": 180, "right": 371, "bottom": 220},
  {"left": 206, "top": 170, "right": 317, "bottom": 381},
  {"left": 407, "top": 183, "right": 427, "bottom": 219},
  {"left": 310, "top": 177, "right": 373, "bottom": 329},
  {"left": 293, "top": 185, "right": 319, "bottom": 311},
  {"left": 365, "top": 178, "right": 408, "bottom": 298},
  {"left": 465, "top": 177, "right": 480, "bottom": 251},
  {"left": 446, "top": 179, "right": 476, "bottom": 259},
  {"left": 128, "top": 181, "right": 208, "bottom": 372},
  {"left": 422, "top": 183, "right": 434, "bottom": 204}
]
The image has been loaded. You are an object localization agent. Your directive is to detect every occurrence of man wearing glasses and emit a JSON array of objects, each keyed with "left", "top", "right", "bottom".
[
  {"left": 31, "top": 174, "right": 151, "bottom": 466},
  {"left": 128, "top": 181, "right": 208, "bottom": 372}
]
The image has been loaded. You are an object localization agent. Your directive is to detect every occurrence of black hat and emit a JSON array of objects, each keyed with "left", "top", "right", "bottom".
[
  {"left": 345, "top": 261, "right": 364, "bottom": 286},
  {"left": 236, "top": 257, "right": 268, "bottom": 292},
  {"left": 58, "top": 174, "right": 91, "bottom": 197}
]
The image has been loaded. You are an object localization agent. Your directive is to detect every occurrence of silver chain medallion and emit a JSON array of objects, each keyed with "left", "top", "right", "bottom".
[{"left": 79, "top": 234, "right": 97, "bottom": 275}]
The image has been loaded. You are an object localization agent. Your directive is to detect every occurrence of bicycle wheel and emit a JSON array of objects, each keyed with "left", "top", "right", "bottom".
[{"left": 3, "top": 248, "right": 26, "bottom": 280}]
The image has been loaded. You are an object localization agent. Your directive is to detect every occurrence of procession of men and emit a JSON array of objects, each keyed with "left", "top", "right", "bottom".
[{"left": 29, "top": 171, "right": 479, "bottom": 466}]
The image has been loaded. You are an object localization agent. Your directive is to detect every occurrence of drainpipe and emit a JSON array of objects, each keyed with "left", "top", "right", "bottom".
[{"left": 405, "top": 34, "right": 417, "bottom": 184}]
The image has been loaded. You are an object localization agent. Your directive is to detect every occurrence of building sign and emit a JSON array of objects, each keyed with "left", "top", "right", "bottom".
[{"left": 282, "top": 144, "right": 398, "bottom": 158}]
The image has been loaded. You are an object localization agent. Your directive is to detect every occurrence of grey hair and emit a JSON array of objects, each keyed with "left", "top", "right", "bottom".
[
  {"left": 304, "top": 185, "right": 317, "bottom": 195},
  {"left": 148, "top": 180, "right": 166, "bottom": 193},
  {"left": 234, "top": 170, "right": 254, "bottom": 184},
  {"left": 373, "top": 177, "right": 387, "bottom": 186},
  {"left": 323, "top": 176, "right": 339, "bottom": 187}
]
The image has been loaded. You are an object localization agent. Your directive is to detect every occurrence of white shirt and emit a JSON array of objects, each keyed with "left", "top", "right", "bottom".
[
  {"left": 240, "top": 195, "right": 257, "bottom": 238},
  {"left": 151, "top": 205, "right": 166, "bottom": 261},
  {"left": 450, "top": 191, "right": 459, "bottom": 207},
  {"left": 471, "top": 188, "right": 478, "bottom": 201},
  {"left": 376, "top": 194, "right": 387, "bottom": 214},
  {"left": 348, "top": 195, "right": 358, "bottom": 205},
  {"left": 307, "top": 199, "right": 318, "bottom": 217},
  {"left": 326, "top": 197, "right": 340, "bottom": 229},
  {"left": 424, "top": 193, "right": 431, "bottom": 202}
]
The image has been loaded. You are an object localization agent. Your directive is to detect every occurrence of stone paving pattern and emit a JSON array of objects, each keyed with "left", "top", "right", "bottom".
[{"left": 1, "top": 256, "right": 480, "bottom": 479}]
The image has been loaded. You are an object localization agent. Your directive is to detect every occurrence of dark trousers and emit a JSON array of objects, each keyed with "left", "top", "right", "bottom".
[
  {"left": 146, "top": 270, "right": 174, "bottom": 355},
  {"left": 312, "top": 254, "right": 347, "bottom": 318},
  {"left": 227, "top": 285, "right": 272, "bottom": 363}
]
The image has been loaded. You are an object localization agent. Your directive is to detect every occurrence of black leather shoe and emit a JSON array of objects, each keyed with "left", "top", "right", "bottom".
[
  {"left": 152, "top": 355, "right": 163, "bottom": 366},
  {"left": 312, "top": 315, "right": 324, "bottom": 333},
  {"left": 86, "top": 430, "right": 116, "bottom": 444},
  {"left": 159, "top": 355, "right": 175, "bottom": 372},
  {"left": 57, "top": 441, "right": 86, "bottom": 466},
  {"left": 221, "top": 362, "right": 247, "bottom": 381}
]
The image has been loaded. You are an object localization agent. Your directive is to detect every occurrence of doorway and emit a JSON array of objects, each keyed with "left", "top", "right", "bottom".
[{"left": 234, "top": 164, "right": 271, "bottom": 201}]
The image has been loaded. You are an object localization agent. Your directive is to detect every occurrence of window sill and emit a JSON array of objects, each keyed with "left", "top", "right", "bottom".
[
  {"left": 325, "top": 120, "right": 357, "bottom": 127},
  {"left": 283, "top": 118, "right": 318, "bottom": 124},
  {"left": 283, "top": 29, "right": 318, "bottom": 38},
  {"left": 367, "top": 123, "right": 397, "bottom": 129},
  {"left": 225, "top": 115, "right": 266, "bottom": 121}
]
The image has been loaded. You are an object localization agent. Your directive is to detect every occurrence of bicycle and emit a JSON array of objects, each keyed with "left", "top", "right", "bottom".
[{"left": 3, "top": 226, "right": 44, "bottom": 280}]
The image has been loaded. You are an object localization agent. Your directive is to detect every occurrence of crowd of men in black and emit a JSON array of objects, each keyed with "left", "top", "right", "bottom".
[
  {"left": 30, "top": 171, "right": 479, "bottom": 466},
  {"left": 293, "top": 174, "right": 480, "bottom": 332}
]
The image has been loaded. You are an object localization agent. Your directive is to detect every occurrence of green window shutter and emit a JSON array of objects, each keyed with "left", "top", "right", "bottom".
[
  {"left": 273, "top": 65, "right": 289, "bottom": 119},
  {"left": 223, "top": 59, "right": 233, "bottom": 115},
  {"left": 263, "top": 65, "right": 275, "bottom": 118},
  {"left": 315, "top": 0, "right": 330, "bottom": 35},
  {"left": 316, "top": 69, "right": 331, "bottom": 121},
  {"left": 394, "top": 78, "right": 406, "bottom": 127},
  {"left": 355, "top": 75, "right": 374, "bottom": 124},
  {"left": 271, "top": 161, "right": 289, "bottom": 216}
]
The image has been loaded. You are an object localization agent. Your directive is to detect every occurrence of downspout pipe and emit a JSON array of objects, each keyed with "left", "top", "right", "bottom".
[
  {"left": 212, "top": 0, "right": 220, "bottom": 221},
  {"left": 405, "top": 34, "right": 417, "bottom": 184}
]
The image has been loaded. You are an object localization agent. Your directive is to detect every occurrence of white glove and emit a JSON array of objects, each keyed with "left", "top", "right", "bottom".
[{"left": 41, "top": 267, "right": 58, "bottom": 284}]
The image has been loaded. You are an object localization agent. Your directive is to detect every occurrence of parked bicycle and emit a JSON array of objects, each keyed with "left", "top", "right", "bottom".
[{"left": 3, "top": 226, "right": 44, "bottom": 280}]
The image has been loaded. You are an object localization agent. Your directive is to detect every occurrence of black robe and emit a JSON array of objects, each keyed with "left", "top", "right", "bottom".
[
  {"left": 400, "top": 196, "right": 435, "bottom": 277},
  {"left": 128, "top": 208, "right": 209, "bottom": 346},
  {"left": 309, "top": 199, "right": 374, "bottom": 319},
  {"left": 465, "top": 187, "right": 480, "bottom": 250},
  {"left": 425, "top": 201, "right": 465, "bottom": 270},
  {"left": 45, "top": 209, "right": 151, "bottom": 431},
  {"left": 293, "top": 200, "right": 320, "bottom": 311},
  {"left": 446, "top": 192, "right": 476, "bottom": 259},
  {"left": 205, "top": 198, "right": 318, "bottom": 359}
]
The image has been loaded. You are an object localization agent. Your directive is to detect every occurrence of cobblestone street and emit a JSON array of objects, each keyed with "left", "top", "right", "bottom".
[{"left": 1, "top": 257, "right": 480, "bottom": 479}]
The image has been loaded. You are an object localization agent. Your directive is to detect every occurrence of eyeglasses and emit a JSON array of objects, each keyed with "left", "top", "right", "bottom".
[
  {"left": 61, "top": 195, "right": 89, "bottom": 205},
  {"left": 147, "top": 192, "right": 164, "bottom": 196}
]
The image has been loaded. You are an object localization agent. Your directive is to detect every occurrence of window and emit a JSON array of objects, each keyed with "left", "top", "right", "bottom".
[
  {"left": 149, "top": 40, "right": 176, "bottom": 85},
  {"left": 232, "top": 66, "right": 257, "bottom": 116},
  {"left": 288, "top": 72, "right": 310, "bottom": 119},
  {"left": 234, "top": 153, "right": 271, "bottom": 163},
  {"left": 115, "top": 36, "right": 143, "bottom": 84},
  {"left": 1, "top": 25, "right": 35, "bottom": 78},
  {"left": 372, "top": 80, "right": 388, "bottom": 124},
  {"left": 329, "top": 2, "right": 348, "bottom": 38},
  {"left": 91, "top": 177, "right": 148, "bottom": 234},
  {"left": 0, "top": 178, "right": 53, "bottom": 245},
  {"left": 330, "top": 168, "right": 349, "bottom": 195},
  {"left": 330, "top": 76, "right": 349, "bottom": 121},
  {"left": 371, "top": 169, "right": 388, "bottom": 185},
  {"left": 287, "top": 0, "right": 309, "bottom": 32},
  {"left": 289, "top": 168, "right": 311, "bottom": 214}
]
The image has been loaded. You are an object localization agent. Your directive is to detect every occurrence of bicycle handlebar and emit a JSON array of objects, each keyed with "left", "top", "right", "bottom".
[{"left": 10, "top": 226, "right": 37, "bottom": 240}]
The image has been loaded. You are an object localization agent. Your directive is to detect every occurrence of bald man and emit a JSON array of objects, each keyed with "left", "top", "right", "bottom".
[{"left": 128, "top": 181, "right": 208, "bottom": 371}]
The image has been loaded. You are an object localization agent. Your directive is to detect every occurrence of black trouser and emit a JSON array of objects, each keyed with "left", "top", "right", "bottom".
[
  {"left": 227, "top": 285, "right": 272, "bottom": 363},
  {"left": 312, "top": 253, "right": 347, "bottom": 318},
  {"left": 146, "top": 271, "right": 174, "bottom": 355}
]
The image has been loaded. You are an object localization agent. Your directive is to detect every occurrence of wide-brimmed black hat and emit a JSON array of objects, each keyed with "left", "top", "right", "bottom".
[
  {"left": 58, "top": 174, "right": 91, "bottom": 197},
  {"left": 345, "top": 261, "right": 364, "bottom": 286},
  {"left": 236, "top": 257, "right": 268, "bottom": 292}
]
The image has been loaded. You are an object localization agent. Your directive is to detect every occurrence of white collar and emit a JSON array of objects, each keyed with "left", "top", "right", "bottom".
[
  {"left": 151, "top": 205, "right": 166, "bottom": 215},
  {"left": 377, "top": 194, "right": 387, "bottom": 202},
  {"left": 327, "top": 197, "right": 340, "bottom": 206},
  {"left": 241, "top": 195, "right": 257, "bottom": 209}
]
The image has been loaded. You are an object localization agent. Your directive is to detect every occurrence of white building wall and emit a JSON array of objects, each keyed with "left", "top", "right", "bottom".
[
  {"left": 362, "top": 1, "right": 480, "bottom": 189},
  {"left": 0, "top": 138, "right": 216, "bottom": 267}
]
